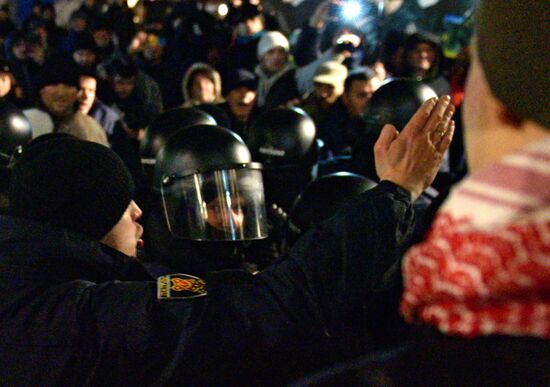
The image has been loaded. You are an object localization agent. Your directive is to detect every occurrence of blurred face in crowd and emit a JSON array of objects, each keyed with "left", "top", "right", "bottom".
[
  {"left": 0, "top": 72, "right": 13, "bottom": 97},
  {"left": 261, "top": 47, "right": 288, "bottom": 73},
  {"left": 407, "top": 42, "right": 436, "bottom": 73},
  {"left": 42, "top": 7, "right": 55, "bottom": 22},
  {"left": 27, "top": 42, "right": 45, "bottom": 65},
  {"left": 113, "top": 75, "right": 136, "bottom": 100},
  {"left": 92, "top": 29, "right": 112, "bottom": 48},
  {"left": 227, "top": 86, "right": 256, "bottom": 122},
  {"left": 143, "top": 34, "right": 164, "bottom": 61},
  {"left": 342, "top": 77, "right": 382, "bottom": 117},
  {"left": 77, "top": 75, "right": 97, "bottom": 115},
  {"left": 313, "top": 82, "right": 342, "bottom": 107},
  {"left": 71, "top": 16, "right": 87, "bottom": 32},
  {"left": 240, "top": 16, "right": 264, "bottom": 36},
  {"left": 31, "top": 26, "right": 48, "bottom": 45},
  {"left": 191, "top": 73, "right": 216, "bottom": 103},
  {"left": 73, "top": 49, "right": 97, "bottom": 68},
  {"left": 371, "top": 61, "right": 387, "bottom": 82},
  {"left": 11, "top": 40, "right": 27, "bottom": 60},
  {"left": 40, "top": 83, "right": 78, "bottom": 117},
  {"left": 100, "top": 200, "right": 143, "bottom": 257}
]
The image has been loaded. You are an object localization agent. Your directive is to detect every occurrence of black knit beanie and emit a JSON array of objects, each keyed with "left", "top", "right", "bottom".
[
  {"left": 476, "top": 0, "right": 549, "bottom": 128},
  {"left": 9, "top": 136, "right": 134, "bottom": 240},
  {"left": 37, "top": 57, "right": 80, "bottom": 91}
]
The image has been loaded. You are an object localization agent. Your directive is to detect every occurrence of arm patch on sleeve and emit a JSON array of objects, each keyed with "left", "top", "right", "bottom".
[{"left": 157, "top": 273, "right": 208, "bottom": 300}]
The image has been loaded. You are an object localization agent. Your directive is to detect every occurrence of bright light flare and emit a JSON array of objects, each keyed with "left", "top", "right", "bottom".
[
  {"left": 342, "top": 1, "right": 361, "bottom": 20},
  {"left": 218, "top": 3, "right": 229, "bottom": 16}
]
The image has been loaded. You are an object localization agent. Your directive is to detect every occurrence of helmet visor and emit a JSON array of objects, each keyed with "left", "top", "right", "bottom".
[{"left": 161, "top": 168, "right": 268, "bottom": 241}]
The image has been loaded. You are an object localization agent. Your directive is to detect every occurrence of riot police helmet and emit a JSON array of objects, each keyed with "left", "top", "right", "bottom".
[
  {"left": 195, "top": 103, "right": 232, "bottom": 130},
  {"left": 362, "top": 79, "right": 437, "bottom": 131},
  {"left": 285, "top": 172, "right": 377, "bottom": 248},
  {"left": 0, "top": 101, "right": 32, "bottom": 165},
  {"left": 140, "top": 107, "right": 216, "bottom": 164},
  {"left": 154, "top": 124, "right": 268, "bottom": 241},
  {"left": 352, "top": 79, "right": 437, "bottom": 179},
  {"left": 246, "top": 107, "right": 318, "bottom": 169}
]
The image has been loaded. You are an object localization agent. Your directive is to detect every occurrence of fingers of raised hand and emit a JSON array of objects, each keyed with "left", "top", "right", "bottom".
[
  {"left": 429, "top": 103, "right": 454, "bottom": 145},
  {"left": 403, "top": 97, "right": 438, "bottom": 135},
  {"left": 435, "top": 120, "right": 455, "bottom": 153},
  {"left": 374, "top": 124, "right": 399, "bottom": 154},
  {"left": 425, "top": 95, "right": 454, "bottom": 135}
]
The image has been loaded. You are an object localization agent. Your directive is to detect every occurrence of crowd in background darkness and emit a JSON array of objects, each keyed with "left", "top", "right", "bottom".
[{"left": 0, "top": 0, "right": 474, "bottom": 115}]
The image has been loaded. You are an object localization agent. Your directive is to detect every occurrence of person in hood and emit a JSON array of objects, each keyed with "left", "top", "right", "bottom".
[{"left": 181, "top": 62, "right": 223, "bottom": 107}]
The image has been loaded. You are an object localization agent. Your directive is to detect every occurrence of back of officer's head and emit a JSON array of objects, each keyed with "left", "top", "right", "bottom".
[{"left": 9, "top": 135, "right": 134, "bottom": 240}]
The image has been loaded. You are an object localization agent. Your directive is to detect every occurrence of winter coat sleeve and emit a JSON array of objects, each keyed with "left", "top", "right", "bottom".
[
  {"left": 80, "top": 181, "right": 414, "bottom": 385},
  {"left": 292, "top": 24, "right": 322, "bottom": 67}
]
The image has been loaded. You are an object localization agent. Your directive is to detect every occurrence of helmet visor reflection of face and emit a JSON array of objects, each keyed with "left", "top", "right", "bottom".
[{"left": 161, "top": 168, "right": 268, "bottom": 241}]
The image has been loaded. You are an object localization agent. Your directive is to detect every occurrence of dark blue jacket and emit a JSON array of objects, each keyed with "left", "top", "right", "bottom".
[{"left": 89, "top": 99, "right": 121, "bottom": 138}]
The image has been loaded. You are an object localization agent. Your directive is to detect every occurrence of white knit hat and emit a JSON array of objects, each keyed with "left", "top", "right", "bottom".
[{"left": 257, "top": 31, "right": 290, "bottom": 60}]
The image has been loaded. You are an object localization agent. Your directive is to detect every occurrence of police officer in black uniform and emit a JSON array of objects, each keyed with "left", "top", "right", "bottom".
[
  {"left": 0, "top": 95, "right": 455, "bottom": 385},
  {"left": 244, "top": 106, "right": 321, "bottom": 265},
  {"left": 143, "top": 123, "right": 268, "bottom": 276}
]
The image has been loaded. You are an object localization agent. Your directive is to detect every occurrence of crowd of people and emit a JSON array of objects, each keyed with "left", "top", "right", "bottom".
[
  {"left": 0, "top": 0, "right": 466, "bottom": 151},
  {"left": 0, "top": 0, "right": 548, "bottom": 385}
]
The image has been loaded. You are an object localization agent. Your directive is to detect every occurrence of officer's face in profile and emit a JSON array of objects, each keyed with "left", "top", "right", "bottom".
[
  {"left": 205, "top": 197, "right": 244, "bottom": 232},
  {"left": 100, "top": 200, "right": 143, "bottom": 257}
]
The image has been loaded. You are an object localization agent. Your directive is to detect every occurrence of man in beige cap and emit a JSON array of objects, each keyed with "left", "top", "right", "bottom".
[
  {"left": 300, "top": 60, "right": 348, "bottom": 125},
  {"left": 255, "top": 30, "right": 354, "bottom": 110}
]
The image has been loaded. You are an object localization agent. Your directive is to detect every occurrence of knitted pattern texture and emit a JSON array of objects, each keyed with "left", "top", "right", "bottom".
[{"left": 401, "top": 137, "right": 550, "bottom": 338}]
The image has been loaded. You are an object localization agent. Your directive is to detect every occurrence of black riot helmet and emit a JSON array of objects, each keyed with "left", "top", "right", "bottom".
[
  {"left": 246, "top": 107, "right": 319, "bottom": 212},
  {"left": 154, "top": 124, "right": 268, "bottom": 241},
  {"left": 0, "top": 101, "right": 32, "bottom": 165},
  {"left": 140, "top": 107, "right": 216, "bottom": 164},
  {"left": 285, "top": 172, "right": 377, "bottom": 249},
  {"left": 352, "top": 79, "right": 437, "bottom": 180},
  {"left": 247, "top": 107, "right": 318, "bottom": 169},
  {"left": 194, "top": 103, "right": 232, "bottom": 130},
  {"left": 363, "top": 79, "right": 437, "bottom": 131}
]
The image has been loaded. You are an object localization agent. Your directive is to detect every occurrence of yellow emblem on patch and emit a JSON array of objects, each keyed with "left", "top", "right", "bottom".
[{"left": 157, "top": 273, "right": 207, "bottom": 300}]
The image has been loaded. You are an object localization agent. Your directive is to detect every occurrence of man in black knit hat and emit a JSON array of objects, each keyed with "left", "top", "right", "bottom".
[{"left": 0, "top": 84, "right": 453, "bottom": 385}]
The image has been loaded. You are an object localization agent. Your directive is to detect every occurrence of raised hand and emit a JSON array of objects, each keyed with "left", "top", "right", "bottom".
[{"left": 374, "top": 95, "right": 455, "bottom": 200}]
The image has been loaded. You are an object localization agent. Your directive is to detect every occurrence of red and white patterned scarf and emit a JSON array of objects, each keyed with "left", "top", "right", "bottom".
[{"left": 401, "top": 137, "right": 550, "bottom": 338}]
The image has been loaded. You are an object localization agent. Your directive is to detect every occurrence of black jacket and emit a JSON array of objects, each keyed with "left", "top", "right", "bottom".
[
  {"left": 295, "top": 332, "right": 550, "bottom": 386},
  {"left": 0, "top": 181, "right": 413, "bottom": 385}
]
